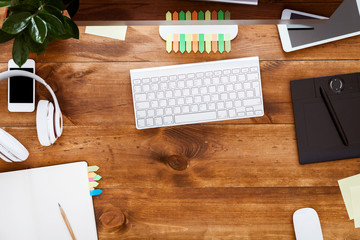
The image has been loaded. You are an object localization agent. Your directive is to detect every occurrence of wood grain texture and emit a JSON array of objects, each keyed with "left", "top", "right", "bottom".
[{"left": 1, "top": 1, "right": 360, "bottom": 239}]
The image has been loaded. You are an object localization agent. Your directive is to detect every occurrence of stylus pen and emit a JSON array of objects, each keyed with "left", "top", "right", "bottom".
[{"left": 319, "top": 86, "right": 349, "bottom": 146}]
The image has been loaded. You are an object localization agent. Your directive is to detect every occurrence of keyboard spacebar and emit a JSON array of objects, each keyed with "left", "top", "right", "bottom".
[{"left": 175, "top": 112, "right": 217, "bottom": 123}]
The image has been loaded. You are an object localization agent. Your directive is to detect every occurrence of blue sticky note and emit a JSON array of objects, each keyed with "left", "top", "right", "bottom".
[{"left": 90, "top": 189, "right": 103, "bottom": 196}]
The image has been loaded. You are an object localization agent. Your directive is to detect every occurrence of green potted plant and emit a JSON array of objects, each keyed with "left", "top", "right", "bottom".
[{"left": 0, "top": 0, "right": 79, "bottom": 67}]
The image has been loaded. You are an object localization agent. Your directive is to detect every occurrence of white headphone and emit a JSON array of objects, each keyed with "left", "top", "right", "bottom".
[{"left": 0, "top": 70, "right": 63, "bottom": 163}]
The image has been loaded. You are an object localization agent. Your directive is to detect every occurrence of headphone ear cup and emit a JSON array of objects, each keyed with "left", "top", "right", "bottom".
[
  {"left": 47, "top": 102, "right": 56, "bottom": 144},
  {"left": 0, "top": 129, "right": 29, "bottom": 162},
  {"left": 36, "top": 100, "right": 52, "bottom": 146}
]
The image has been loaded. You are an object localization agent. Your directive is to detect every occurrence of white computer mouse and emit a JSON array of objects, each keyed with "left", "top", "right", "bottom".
[{"left": 293, "top": 208, "right": 323, "bottom": 240}]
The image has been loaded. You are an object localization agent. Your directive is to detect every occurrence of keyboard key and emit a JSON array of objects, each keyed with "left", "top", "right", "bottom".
[
  {"left": 135, "top": 94, "right": 147, "bottom": 101},
  {"left": 174, "top": 90, "right": 182, "bottom": 97},
  {"left": 160, "top": 83, "right": 167, "bottom": 90},
  {"left": 191, "top": 105, "right": 199, "bottom": 112},
  {"left": 183, "top": 89, "right": 190, "bottom": 96},
  {"left": 255, "top": 110, "right": 263, "bottom": 115},
  {"left": 218, "top": 110, "right": 227, "bottom": 118},
  {"left": 143, "top": 85, "right": 150, "bottom": 92},
  {"left": 200, "top": 87, "right": 208, "bottom": 94},
  {"left": 194, "top": 79, "right": 202, "bottom": 86},
  {"left": 186, "top": 80, "right": 194, "bottom": 87},
  {"left": 146, "top": 118, "right": 154, "bottom": 126},
  {"left": 159, "top": 100, "right": 167, "bottom": 107},
  {"left": 238, "top": 75, "right": 246, "bottom": 81},
  {"left": 165, "top": 91, "right": 173, "bottom": 98},
  {"left": 156, "top": 109, "right": 164, "bottom": 116},
  {"left": 229, "top": 109, "right": 236, "bottom": 117},
  {"left": 165, "top": 108, "right": 172, "bottom": 115},
  {"left": 203, "top": 95, "right": 211, "bottom": 102},
  {"left": 243, "top": 98, "right": 261, "bottom": 106},
  {"left": 133, "top": 86, "right": 142, "bottom": 93},
  {"left": 238, "top": 92, "right": 245, "bottom": 99},
  {"left": 182, "top": 106, "right": 190, "bottom": 113},
  {"left": 253, "top": 105, "right": 263, "bottom": 111},
  {"left": 178, "top": 98, "right": 185, "bottom": 105},
  {"left": 179, "top": 74, "right": 186, "bottom": 80},
  {"left": 199, "top": 104, "right": 207, "bottom": 111},
  {"left": 192, "top": 88, "right": 199, "bottom": 95},
  {"left": 148, "top": 109, "right": 155, "bottom": 117},
  {"left": 160, "top": 76, "right": 168, "bottom": 81},
  {"left": 234, "top": 100, "right": 242, "bottom": 107},
  {"left": 151, "top": 101, "right": 158, "bottom": 108},
  {"left": 223, "top": 69, "right": 231, "bottom": 75},
  {"left": 174, "top": 107, "right": 181, "bottom": 114},
  {"left": 244, "top": 83, "right": 251, "bottom": 89},
  {"left": 205, "top": 71, "right": 213, "bottom": 77},
  {"left": 175, "top": 112, "right": 217, "bottom": 123},
  {"left": 209, "top": 86, "right": 216, "bottom": 93},
  {"left": 220, "top": 93, "right": 228, "bottom": 100},
  {"left": 226, "top": 84, "right": 234, "bottom": 91},
  {"left": 226, "top": 101, "right": 233, "bottom": 108},
  {"left": 164, "top": 116, "right": 174, "bottom": 124},
  {"left": 214, "top": 70, "right": 222, "bottom": 76},
  {"left": 241, "top": 68, "right": 249, "bottom": 73},
  {"left": 194, "top": 96, "right": 202, "bottom": 103},
  {"left": 204, "top": 78, "right": 211, "bottom": 85},
  {"left": 138, "top": 119, "right": 145, "bottom": 128},
  {"left": 170, "top": 75, "right": 177, "bottom": 80},
  {"left": 151, "top": 84, "right": 159, "bottom": 91},
  {"left": 155, "top": 117, "right": 163, "bottom": 125},
  {"left": 232, "top": 68, "right": 240, "bottom": 74},
  {"left": 211, "top": 94, "right": 219, "bottom": 101},
  {"left": 157, "top": 92, "right": 164, "bottom": 99},
  {"left": 221, "top": 76, "right": 229, "bottom": 84},
  {"left": 186, "top": 97, "right": 193, "bottom": 104},
  {"left": 169, "top": 99, "right": 176, "bottom": 106},
  {"left": 136, "top": 102, "right": 150, "bottom": 109},
  {"left": 229, "top": 92, "right": 237, "bottom": 99},
  {"left": 178, "top": 81, "right": 185, "bottom": 88},
  {"left": 250, "top": 66, "right": 258, "bottom": 72},
  {"left": 208, "top": 103, "right": 216, "bottom": 110},
  {"left": 169, "top": 82, "right": 176, "bottom": 89},
  {"left": 148, "top": 92, "right": 155, "bottom": 100},
  {"left": 230, "top": 75, "right": 237, "bottom": 82},
  {"left": 246, "top": 91, "right": 254, "bottom": 98},
  {"left": 196, "top": 72, "right": 204, "bottom": 77},
  {"left": 151, "top": 77, "right": 159, "bottom": 83},
  {"left": 236, "top": 107, "right": 245, "bottom": 113},
  {"left": 187, "top": 73, "right": 195, "bottom": 78},
  {"left": 217, "top": 102, "right": 225, "bottom": 109},
  {"left": 218, "top": 85, "right": 225, "bottom": 92},
  {"left": 143, "top": 78, "right": 150, "bottom": 83},
  {"left": 137, "top": 111, "right": 146, "bottom": 118},
  {"left": 134, "top": 79, "right": 141, "bottom": 85},
  {"left": 212, "top": 77, "right": 220, "bottom": 84},
  {"left": 247, "top": 73, "right": 258, "bottom": 81}
]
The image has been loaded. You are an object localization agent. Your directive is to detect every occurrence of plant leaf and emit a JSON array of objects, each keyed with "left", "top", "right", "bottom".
[
  {"left": 8, "top": 3, "right": 38, "bottom": 14},
  {"left": 38, "top": 12, "right": 65, "bottom": 36},
  {"left": 45, "top": 0, "right": 65, "bottom": 10},
  {"left": 0, "top": 29, "right": 15, "bottom": 43},
  {"left": 57, "top": 15, "right": 78, "bottom": 40},
  {"left": 2, "top": 12, "right": 32, "bottom": 34},
  {"left": 29, "top": 16, "right": 47, "bottom": 43},
  {"left": 12, "top": 34, "right": 29, "bottom": 67},
  {"left": 44, "top": 5, "right": 64, "bottom": 23},
  {"left": 0, "top": 0, "right": 11, "bottom": 7},
  {"left": 23, "top": 0, "right": 41, "bottom": 8}
]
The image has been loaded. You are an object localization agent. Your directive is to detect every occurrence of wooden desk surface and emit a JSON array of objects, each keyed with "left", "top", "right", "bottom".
[{"left": 1, "top": 1, "right": 360, "bottom": 239}]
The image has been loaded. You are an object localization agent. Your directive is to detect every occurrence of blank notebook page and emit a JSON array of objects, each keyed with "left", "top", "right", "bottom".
[{"left": 0, "top": 162, "right": 98, "bottom": 240}]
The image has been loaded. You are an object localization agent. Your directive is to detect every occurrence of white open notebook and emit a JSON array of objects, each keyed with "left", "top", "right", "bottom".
[{"left": 0, "top": 162, "right": 98, "bottom": 240}]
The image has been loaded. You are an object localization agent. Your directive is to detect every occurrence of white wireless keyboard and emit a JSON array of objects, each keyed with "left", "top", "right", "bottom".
[{"left": 130, "top": 56, "right": 264, "bottom": 129}]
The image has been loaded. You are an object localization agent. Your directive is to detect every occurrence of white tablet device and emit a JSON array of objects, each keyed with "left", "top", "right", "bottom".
[{"left": 277, "top": 9, "right": 328, "bottom": 52}]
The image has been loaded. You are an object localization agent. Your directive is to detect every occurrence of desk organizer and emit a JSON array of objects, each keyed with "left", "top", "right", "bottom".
[{"left": 159, "top": 10, "right": 238, "bottom": 53}]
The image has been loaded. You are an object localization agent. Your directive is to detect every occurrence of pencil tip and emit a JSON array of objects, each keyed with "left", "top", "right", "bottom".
[{"left": 58, "top": 203, "right": 61, "bottom": 207}]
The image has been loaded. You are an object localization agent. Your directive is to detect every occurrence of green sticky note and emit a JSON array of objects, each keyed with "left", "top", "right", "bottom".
[
  {"left": 186, "top": 34, "right": 191, "bottom": 53},
  {"left": 186, "top": 11, "right": 191, "bottom": 20},
  {"left": 218, "top": 10, "right": 224, "bottom": 20},
  {"left": 225, "top": 33, "right": 231, "bottom": 53},
  {"left": 89, "top": 182, "right": 99, "bottom": 188},
  {"left": 198, "top": 11, "right": 204, "bottom": 20},
  {"left": 87, "top": 166, "right": 99, "bottom": 172},
  {"left": 166, "top": 11, "right": 172, "bottom": 21},
  {"left": 225, "top": 10, "right": 230, "bottom": 20},
  {"left": 166, "top": 33, "right": 173, "bottom": 53},
  {"left": 205, "top": 10, "right": 211, "bottom": 20},
  {"left": 205, "top": 34, "right": 211, "bottom": 53},
  {"left": 218, "top": 34, "right": 224, "bottom": 53},
  {"left": 179, "top": 11, "right": 185, "bottom": 20},
  {"left": 199, "top": 34, "right": 205, "bottom": 53},
  {"left": 180, "top": 34, "right": 185, "bottom": 53},
  {"left": 93, "top": 174, "right": 102, "bottom": 181}
]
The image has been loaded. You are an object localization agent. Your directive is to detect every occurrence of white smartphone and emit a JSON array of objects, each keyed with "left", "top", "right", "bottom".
[
  {"left": 277, "top": 9, "right": 328, "bottom": 52},
  {"left": 8, "top": 59, "right": 35, "bottom": 112}
]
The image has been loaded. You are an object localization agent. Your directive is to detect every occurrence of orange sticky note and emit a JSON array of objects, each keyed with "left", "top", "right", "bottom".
[
  {"left": 212, "top": 10, "right": 218, "bottom": 20},
  {"left": 212, "top": 34, "right": 218, "bottom": 53},
  {"left": 192, "top": 34, "right": 198, "bottom": 53},
  {"left": 192, "top": 11, "right": 198, "bottom": 20},
  {"left": 173, "top": 34, "right": 179, "bottom": 53},
  {"left": 173, "top": 11, "right": 179, "bottom": 20}
]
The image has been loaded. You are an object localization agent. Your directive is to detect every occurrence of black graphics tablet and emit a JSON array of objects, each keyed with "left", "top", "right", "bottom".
[{"left": 291, "top": 72, "right": 360, "bottom": 164}]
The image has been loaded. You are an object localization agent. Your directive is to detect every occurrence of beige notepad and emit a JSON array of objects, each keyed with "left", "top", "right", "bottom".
[
  {"left": 338, "top": 173, "right": 360, "bottom": 220},
  {"left": 85, "top": 26, "right": 127, "bottom": 40},
  {"left": 0, "top": 162, "right": 98, "bottom": 240}
]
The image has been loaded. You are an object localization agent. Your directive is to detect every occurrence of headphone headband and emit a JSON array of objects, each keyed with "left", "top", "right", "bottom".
[
  {"left": 0, "top": 70, "right": 61, "bottom": 111},
  {"left": 0, "top": 70, "right": 63, "bottom": 138}
]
